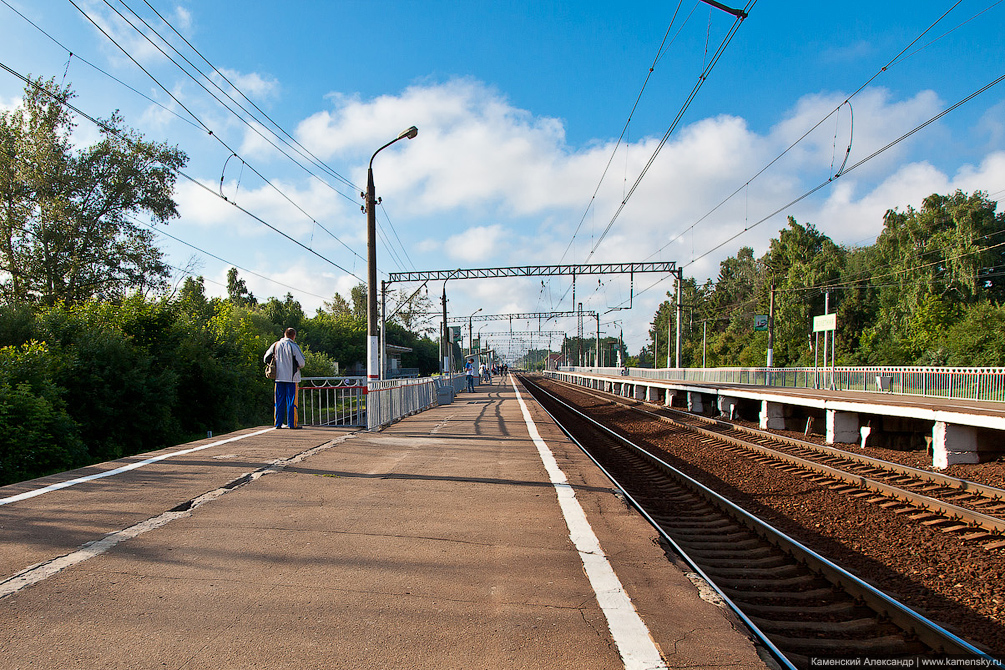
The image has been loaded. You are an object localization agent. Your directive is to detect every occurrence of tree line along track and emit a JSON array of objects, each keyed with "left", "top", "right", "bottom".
[
  {"left": 540, "top": 375, "right": 1005, "bottom": 550},
  {"left": 518, "top": 375, "right": 1005, "bottom": 662}
]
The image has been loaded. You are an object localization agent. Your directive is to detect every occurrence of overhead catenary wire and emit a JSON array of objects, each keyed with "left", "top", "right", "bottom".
[
  {"left": 686, "top": 69, "right": 1005, "bottom": 270},
  {"left": 134, "top": 217, "right": 331, "bottom": 301},
  {"left": 117, "top": 0, "right": 359, "bottom": 195},
  {"left": 557, "top": 0, "right": 689, "bottom": 266},
  {"left": 0, "top": 0, "right": 204, "bottom": 132},
  {"left": 552, "top": 0, "right": 741, "bottom": 311},
  {"left": 583, "top": 0, "right": 755, "bottom": 263},
  {"left": 605, "top": 68, "right": 1005, "bottom": 311},
  {"left": 136, "top": 0, "right": 358, "bottom": 192},
  {"left": 67, "top": 0, "right": 369, "bottom": 269},
  {"left": 0, "top": 58, "right": 366, "bottom": 284},
  {"left": 645, "top": 0, "right": 972, "bottom": 264},
  {"left": 118, "top": 0, "right": 415, "bottom": 274}
]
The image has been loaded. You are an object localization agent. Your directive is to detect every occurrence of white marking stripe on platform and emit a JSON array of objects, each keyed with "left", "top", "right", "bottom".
[
  {"left": 0, "top": 428, "right": 275, "bottom": 506},
  {"left": 511, "top": 379, "right": 667, "bottom": 670}
]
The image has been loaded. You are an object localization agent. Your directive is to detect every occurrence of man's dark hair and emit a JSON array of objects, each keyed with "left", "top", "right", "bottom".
[{"left": 285, "top": 327, "right": 297, "bottom": 339}]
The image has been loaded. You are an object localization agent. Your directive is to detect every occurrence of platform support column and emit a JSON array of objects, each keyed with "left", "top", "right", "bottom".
[
  {"left": 718, "top": 396, "right": 740, "bottom": 420},
  {"left": 826, "top": 410, "right": 860, "bottom": 445},
  {"left": 759, "top": 400, "right": 785, "bottom": 430},
  {"left": 932, "top": 421, "right": 979, "bottom": 469},
  {"left": 687, "top": 392, "right": 704, "bottom": 413}
]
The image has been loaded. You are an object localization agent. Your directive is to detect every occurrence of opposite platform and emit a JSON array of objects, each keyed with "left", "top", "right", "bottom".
[{"left": 0, "top": 377, "right": 767, "bottom": 669}]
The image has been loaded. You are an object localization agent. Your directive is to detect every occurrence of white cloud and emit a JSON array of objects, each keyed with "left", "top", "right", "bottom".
[
  {"left": 174, "top": 6, "right": 192, "bottom": 32},
  {"left": 214, "top": 68, "right": 279, "bottom": 101},
  {"left": 167, "top": 76, "right": 1003, "bottom": 353},
  {"left": 0, "top": 95, "right": 22, "bottom": 113},
  {"left": 444, "top": 225, "right": 508, "bottom": 262}
]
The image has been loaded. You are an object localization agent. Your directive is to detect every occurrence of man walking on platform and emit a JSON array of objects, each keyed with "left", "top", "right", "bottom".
[{"left": 264, "top": 328, "right": 306, "bottom": 429}]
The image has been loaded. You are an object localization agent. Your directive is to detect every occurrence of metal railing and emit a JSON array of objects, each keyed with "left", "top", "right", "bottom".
[
  {"left": 557, "top": 366, "right": 1005, "bottom": 404},
  {"left": 299, "top": 377, "right": 367, "bottom": 427},
  {"left": 299, "top": 375, "right": 469, "bottom": 430},
  {"left": 365, "top": 375, "right": 469, "bottom": 430}
]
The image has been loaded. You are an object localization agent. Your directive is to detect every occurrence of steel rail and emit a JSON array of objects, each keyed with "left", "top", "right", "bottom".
[
  {"left": 634, "top": 405, "right": 1005, "bottom": 535},
  {"left": 552, "top": 374, "right": 1005, "bottom": 535},
  {"left": 520, "top": 376, "right": 997, "bottom": 662},
  {"left": 677, "top": 410, "right": 1005, "bottom": 502},
  {"left": 521, "top": 379, "right": 796, "bottom": 670}
]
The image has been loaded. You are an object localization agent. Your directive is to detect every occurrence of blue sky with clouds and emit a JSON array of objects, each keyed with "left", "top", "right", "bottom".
[{"left": 1, "top": 0, "right": 1003, "bottom": 357}]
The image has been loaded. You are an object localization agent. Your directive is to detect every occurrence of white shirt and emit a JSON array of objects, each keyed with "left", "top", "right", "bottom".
[{"left": 264, "top": 337, "right": 306, "bottom": 383}]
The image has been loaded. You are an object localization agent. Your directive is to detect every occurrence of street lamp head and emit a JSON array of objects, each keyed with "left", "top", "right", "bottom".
[{"left": 398, "top": 125, "right": 419, "bottom": 140}]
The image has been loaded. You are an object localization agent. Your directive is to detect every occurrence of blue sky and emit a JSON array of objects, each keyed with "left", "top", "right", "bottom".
[{"left": 1, "top": 0, "right": 1003, "bottom": 358}]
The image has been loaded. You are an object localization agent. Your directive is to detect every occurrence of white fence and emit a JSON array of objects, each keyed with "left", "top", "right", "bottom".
[
  {"left": 365, "top": 374, "right": 467, "bottom": 430},
  {"left": 299, "top": 377, "right": 367, "bottom": 427},
  {"left": 558, "top": 366, "right": 1005, "bottom": 403},
  {"left": 298, "top": 375, "right": 467, "bottom": 430}
]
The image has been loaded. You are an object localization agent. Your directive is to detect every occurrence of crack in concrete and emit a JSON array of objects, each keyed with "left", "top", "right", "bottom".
[{"left": 0, "top": 433, "right": 358, "bottom": 600}]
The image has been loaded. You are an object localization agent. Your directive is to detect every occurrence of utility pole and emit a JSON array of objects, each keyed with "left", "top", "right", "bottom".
[
  {"left": 767, "top": 279, "right": 775, "bottom": 368},
  {"left": 823, "top": 290, "right": 830, "bottom": 388},
  {"left": 675, "top": 269, "right": 683, "bottom": 368},
  {"left": 441, "top": 285, "right": 448, "bottom": 374},
  {"left": 666, "top": 305, "right": 672, "bottom": 369}
]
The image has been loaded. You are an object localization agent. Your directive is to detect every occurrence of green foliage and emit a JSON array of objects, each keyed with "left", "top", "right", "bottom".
[
  {"left": 0, "top": 296, "right": 276, "bottom": 485},
  {"left": 645, "top": 190, "right": 1005, "bottom": 369},
  {"left": 0, "top": 78, "right": 187, "bottom": 306},
  {"left": 0, "top": 341, "right": 86, "bottom": 484}
]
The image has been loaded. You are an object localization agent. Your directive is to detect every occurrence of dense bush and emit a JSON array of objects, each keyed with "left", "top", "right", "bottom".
[
  {"left": 0, "top": 297, "right": 275, "bottom": 486},
  {"left": 0, "top": 279, "right": 441, "bottom": 486}
]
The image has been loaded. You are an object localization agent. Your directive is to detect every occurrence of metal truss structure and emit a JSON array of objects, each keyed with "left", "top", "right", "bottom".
[
  {"left": 391, "top": 261, "right": 683, "bottom": 372},
  {"left": 446, "top": 310, "right": 597, "bottom": 324},
  {"left": 387, "top": 262, "right": 678, "bottom": 284}
]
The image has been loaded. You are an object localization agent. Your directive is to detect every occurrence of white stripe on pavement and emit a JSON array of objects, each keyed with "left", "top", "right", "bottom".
[
  {"left": 511, "top": 379, "right": 667, "bottom": 670},
  {"left": 0, "top": 428, "right": 275, "bottom": 506}
]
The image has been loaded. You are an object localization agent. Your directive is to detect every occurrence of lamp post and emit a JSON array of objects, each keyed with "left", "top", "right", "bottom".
[
  {"left": 440, "top": 270, "right": 458, "bottom": 375},
  {"left": 467, "top": 308, "right": 482, "bottom": 358},
  {"left": 478, "top": 323, "right": 489, "bottom": 370},
  {"left": 366, "top": 126, "right": 418, "bottom": 384}
]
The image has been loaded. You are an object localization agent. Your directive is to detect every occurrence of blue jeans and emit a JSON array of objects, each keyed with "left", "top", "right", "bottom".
[
  {"left": 274, "top": 382, "right": 297, "bottom": 427},
  {"left": 466, "top": 374, "right": 475, "bottom": 392}
]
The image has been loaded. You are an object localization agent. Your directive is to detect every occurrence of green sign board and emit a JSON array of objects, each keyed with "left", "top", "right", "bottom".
[{"left": 754, "top": 314, "right": 768, "bottom": 331}]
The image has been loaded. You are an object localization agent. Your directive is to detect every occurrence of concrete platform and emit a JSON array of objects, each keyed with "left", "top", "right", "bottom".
[{"left": 0, "top": 377, "right": 767, "bottom": 669}]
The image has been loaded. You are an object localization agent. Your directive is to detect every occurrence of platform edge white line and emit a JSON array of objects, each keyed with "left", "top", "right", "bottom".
[{"left": 511, "top": 378, "right": 667, "bottom": 670}]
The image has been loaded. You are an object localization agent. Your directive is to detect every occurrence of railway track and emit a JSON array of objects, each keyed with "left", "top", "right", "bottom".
[
  {"left": 518, "top": 375, "right": 1002, "bottom": 669},
  {"left": 541, "top": 374, "right": 1005, "bottom": 550}
]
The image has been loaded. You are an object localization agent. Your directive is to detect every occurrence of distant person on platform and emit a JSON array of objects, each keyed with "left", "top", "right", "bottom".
[
  {"left": 264, "top": 327, "right": 306, "bottom": 429},
  {"left": 465, "top": 358, "right": 476, "bottom": 392}
]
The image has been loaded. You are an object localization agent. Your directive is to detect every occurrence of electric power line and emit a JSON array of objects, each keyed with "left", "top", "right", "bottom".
[
  {"left": 0, "top": 58, "right": 366, "bottom": 284},
  {"left": 644, "top": 0, "right": 979, "bottom": 265},
  {"left": 67, "top": 0, "right": 370, "bottom": 268}
]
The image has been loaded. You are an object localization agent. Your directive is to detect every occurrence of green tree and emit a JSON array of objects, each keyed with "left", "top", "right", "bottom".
[
  {"left": 322, "top": 292, "right": 353, "bottom": 318},
  {"left": 350, "top": 283, "right": 367, "bottom": 319},
  {"left": 226, "top": 267, "right": 257, "bottom": 307},
  {"left": 389, "top": 286, "right": 435, "bottom": 336},
  {"left": 0, "top": 340, "right": 86, "bottom": 484},
  {"left": 763, "top": 217, "right": 845, "bottom": 366},
  {"left": 0, "top": 79, "right": 187, "bottom": 305},
  {"left": 860, "top": 190, "right": 1005, "bottom": 364},
  {"left": 261, "top": 293, "right": 304, "bottom": 333}
]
